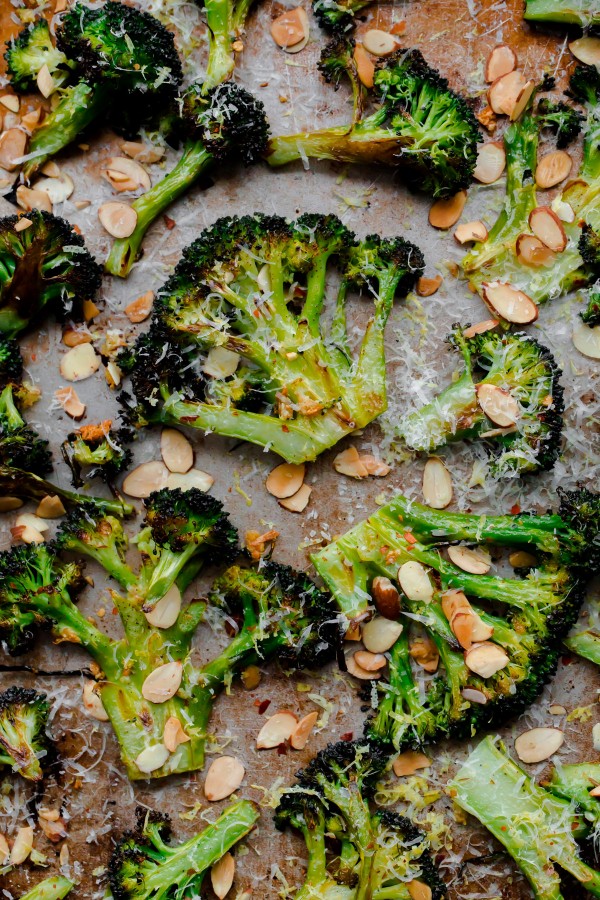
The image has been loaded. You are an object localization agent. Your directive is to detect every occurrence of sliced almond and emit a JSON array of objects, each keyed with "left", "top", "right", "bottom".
[
  {"left": 464, "top": 641, "right": 509, "bottom": 678},
  {"left": 145, "top": 583, "right": 181, "bottom": 629},
  {"left": 536, "top": 151, "right": 572, "bottom": 189},
  {"left": 0, "top": 498, "right": 23, "bottom": 512},
  {"left": 515, "top": 726, "right": 564, "bottom": 764},
  {"left": 16, "top": 512, "right": 49, "bottom": 533},
  {"left": 14, "top": 217, "right": 33, "bottom": 233},
  {"left": 166, "top": 469, "right": 214, "bottom": 492},
  {"left": 529, "top": 207, "right": 567, "bottom": 252},
  {"left": 476, "top": 383, "right": 520, "bottom": 427},
  {"left": 372, "top": 576, "right": 401, "bottom": 619},
  {"left": 104, "top": 156, "right": 151, "bottom": 192},
  {"left": 279, "top": 483, "right": 312, "bottom": 512},
  {"left": 569, "top": 36, "right": 600, "bottom": 66},
  {"left": 354, "top": 42, "right": 375, "bottom": 88},
  {"left": 510, "top": 79, "right": 535, "bottom": 121},
  {"left": 463, "top": 319, "right": 499, "bottom": 339},
  {"left": 256, "top": 711, "right": 298, "bottom": 748},
  {"left": 407, "top": 882, "right": 432, "bottom": 900},
  {"left": 265, "top": 462, "right": 305, "bottom": 498},
  {"left": 333, "top": 445, "right": 369, "bottom": 478},
  {"left": 98, "top": 201, "right": 137, "bottom": 238},
  {"left": 41, "top": 161, "right": 61, "bottom": 178},
  {"left": 290, "top": 711, "right": 319, "bottom": 750},
  {"left": 36, "top": 495, "right": 66, "bottom": 519},
  {"left": 135, "top": 743, "right": 170, "bottom": 774},
  {"left": 270, "top": 7, "right": 309, "bottom": 48},
  {"left": 202, "top": 346, "right": 240, "bottom": 379},
  {"left": 482, "top": 281, "right": 538, "bottom": 324},
  {"left": 509, "top": 550, "right": 537, "bottom": 568},
  {"left": 123, "top": 461, "right": 169, "bottom": 498},
  {"left": 515, "top": 233, "right": 556, "bottom": 267},
  {"left": 205, "top": 756, "right": 245, "bottom": 801},
  {"left": 120, "top": 141, "right": 165, "bottom": 164},
  {"left": 473, "top": 142, "right": 506, "bottom": 184},
  {"left": 38, "top": 815, "right": 66, "bottom": 842},
  {"left": 141, "top": 661, "right": 183, "bottom": 704},
  {"left": 161, "top": 428, "right": 194, "bottom": 474},
  {"left": 549, "top": 703, "right": 566, "bottom": 716},
  {"left": 16, "top": 185, "right": 52, "bottom": 214},
  {"left": 485, "top": 45, "right": 517, "bottom": 82},
  {"left": 11, "top": 523, "right": 44, "bottom": 544},
  {"left": 398, "top": 561, "right": 433, "bottom": 603},
  {"left": 455, "top": 221, "right": 488, "bottom": 244},
  {"left": 422, "top": 457, "right": 453, "bottom": 509},
  {"left": 488, "top": 69, "right": 526, "bottom": 116},
  {"left": 354, "top": 649, "right": 387, "bottom": 672},
  {"left": 416, "top": 275, "right": 443, "bottom": 296},
  {"left": 211, "top": 852, "right": 235, "bottom": 899},
  {"left": 21, "top": 108, "right": 42, "bottom": 132},
  {"left": 461, "top": 687, "right": 488, "bottom": 705},
  {"left": 552, "top": 198, "right": 575, "bottom": 223},
  {"left": 573, "top": 322, "right": 600, "bottom": 360},
  {"left": 34, "top": 173, "right": 73, "bottom": 205},
  {"left": 362, "top": 29, "right": 400, "bottom": 56},
  {"left": 0, "top": 129, "right": 26, "bottom": 171},
  {"left": 163, "top": 716, "right": 190, "bottom": 752},
  {"left": 429, "top": 191, "right": 467, "bottom": 229},
  {"left": 125, "top": 291, "right": 154, "bottom": 323},
  {"left": 63, "top": 327, "right": 92, "bottom": 348},
  {"left": 362, "top": 617, "right": 403, "bottom": 653},
  {"left": 392, "top": 750, "right": 431, "bottom": 777},
  {"left": 346, "top": 652, "right": 381, "bottom": 679},
  {"left": 284, "top": 34, "right": 309, "bottom": 54},
  {"left": 105, "top": 360, "right": 122, "bottom": 388},
  {"left": 82, "top": 680, "right": 109, "bottom": 721},
  {"left": 55, "top": 386, "right": 85, "bottom": 419},
  {"left": 360, "top": 454, "right": 391, "bottom": 477},
  {"left": 447, "top": 545, "right": 491, "bottom": 575},
  {"left": 10, "top": 826, "right": 33, "bottom": 865},
  {"left": 441, "top": 588, "right": 470, "bottom": 621},
  {"left": 60, "top": 343, "right": 100, "bottom": 382},
  {"left": 409, "top": 631, "right": 439, "bottom": 673},
  {"left": 0, "top": 95, "right": 19, "bottom": 114}
]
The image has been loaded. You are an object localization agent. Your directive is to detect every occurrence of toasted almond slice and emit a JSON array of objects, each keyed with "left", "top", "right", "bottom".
[
  {"left": 360, "top": 453, "right": 391, "bottom": 477},
  {"left": 549, "top": 703, "right": 566, "bottom": 715},
  {"left": 488, "top": 69, "right": 526, "bottom": 115},
  {"left": 441, "top": 588, "right": 470, "bottom": 620},
  {"left": 55, "top": 386, "right": 85, "bottom": 419},
  {"left": 429, "top": 191, "right": 467, "bottom": 229},
  {"left": 464, "top": 641, "right": 509, "bottom": 678},
  {"left": 145, "top": 583, "right": 181, "bottom": 629},
  {"left": 372, "top": 576, "right": 402, "bottom": 620},
  {"left": 34, "top": 173, "right": 73, "bottom": 205},
  {"left": 279, "top": 483, "right": 312, "bottom": 512},
  {"left": 105, "top": 360, "right": 122, "bottom": 389},
  {"left": 509, "top": 550, "right": 538, "bottom": 568},
  {"left": 266, "top": 462, "right": 305, "bottom": 498},
  {"left": 461, "top": 687, "right": 488, "bottom": 705},
  {"left": 476, "top": 383, "right": 520, "bottom": 427},
  {"left": 37, "top": 64, "right": 55, "bottom": 98},
  {"left": 447, "top": 545, "right": 491, "bottom": 575},
  {"left": 449, "top": 610, "right": 477, "bottom": 650},
  {"left": 41, "top": 161, "right": 61, "bottom": 178},
  {"left": 0, "top": 129, "right": 27, "bottom": 171},
  {"left": 346, "top": 651, "right": 381, "bottom": 679},
  {"left": 135, "top": 744, "right": 170, "bottom": 774},
  {"left": 14, "top": 217, "right": 33, "bottom": 233},
  {"left": 573, "top": 322, "right": 600, "bottom": 359},
  {"left": 166, "top": 469, "right": 214, "bottom": 492},
  {"left": 362, "top": 29, "right": 400, "bottom": 56},
  {"left": 123, "top": 460, "right": 169, "bottom": 498},
  {"left": 0, "top": 95, "right": 19, "bottom": 113},
  {"left": 569, "top": 36, "right": 600, "bottom": 66},
  {"left": 354, "top": 42, "right": 375, "bottom": 88},
  {"left": 409, "top": 632, "right": 439, "bottom": 673},
  {"left": 0, "top": 497, "right": 23, "bottom": 512},
  {"left": 345, "top": 622, "right": 362, "bottom": 641},
  {"left": 60, "top": 343, "right": 100, "bottom": 382},
  {"left": 98, "top": 201, "right": 137, "bottom": 238},
  {"left": 485, "top": 44, "right": 517, "bottom": 82},
  {"left": 21, "top": 107, "right": 42, "bottom": 132},
  {"left": 473, "top": 142, "right": 506, "bottom": 184},
  {"left": 398, "top": 561, "right": 434, "bottom": 603},
  {"left": 536, "top": 150, "right": 572, "bottom": 189},
  {"left": 510, "top": 79, "right": 535, "bottom": 121},
  {"left": 590, "top": 785, "right": 600, "bottom": 797},
  {"left": 290, "top": 711, "right": 319, "bottom": 750},
  {"left": 354, "top": 650, "right": 387, "bottom": 672},
  {"left": 362, "top": 617, "right": 403, "bottom": 653},
  {"left": 161, "top": 428, "right": 194, "bottom": 474},
  {"left": 211, "top": 852, "right": 235, "bottom": 899},
  {"left": 16, "top": 512, "right": 49, "bottom": 533},
  {"left": 83, "top": 679, "right": 109, "bottom": 721},
  {"left": 482, "top": 281, "right": 538, "bottom": 324},
  {"left": 104, "top": 156, "right": 151, "bottom": 192},
  {"left": 392, "top": 750, "right": 431, "bottom": 777},
  {"left": 529, "top": 207, "right": 567, "bottom": 252},
  {"left": 120, "top": 141, "right": 165, "bottom": 164},
  {"left": 16, "top": 185, "right": 52, "bottom": 213},
  {"left": 471, "top": 616, "right": 494, "bottom": 643},
  {"left": 463, "top": 319, "right": 499, "bottom": 339},
  {"left": 407, "top": 881, "right": 432, "bottom": 900},
  {"left": 552, "top": 198, "right": 575, "bottom": 223},
  {"left": 333, "top": 445, "right": 369, "bottom": 478},
  {"left": 205, "top": 756, "right": 245, "bottom": 801},
  {"left": 202, "top": 346, "right": 240, "bottom": 379},
  {"left": 141, "top": 661, "right": 183, "bottom": 704},
  {"left": 256, "top": 711, "right": 298, "bottom": 748},
  {"left": 10, "top": 826, "right": 33, "bottom": 864},
  {"left": 422, "top": 457, "right": 453, "bottom": 509},
  {"left": 271, "top": 7, "right": 309, "bottom": 48},
  {"left": 515, "top": 233, "right": 555, "bottom": 267},
  {"left": 284, "top": 34, "right": 309, "bottom": 53},
  {"left": 37, "top": 818, "right": 68, "bottom": 845},
  {"left": 455, "top": 221, "right": 488, "bottom": 244},
  {"left": 515, "top": 726, "right": 564, "bottom": 763},
  {"left": 163, "top": 716, "right": 190, "bottom": 752},
  {"left": 11, "top": 523, "right": 45, "bottom": 544},
  {"left": 36, "top": 495, "right": 66, "bottom": 519},
  {"left": 125, "top": 291, "right": 154, "bottom": 323},
  {"left": 416, "top": 274, "right": 443, "bottom": 296},
  {"left": 63, "top": 327, "right": 92, "bottom": 348}
]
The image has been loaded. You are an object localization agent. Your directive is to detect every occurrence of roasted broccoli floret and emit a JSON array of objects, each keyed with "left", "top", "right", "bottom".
[
  {"left": 105, "top": 82, "right": 270, "bottom": 278},
  {"left": 0, "top": 382, "right": 52, "bottom": 474},
  {"left": 17, "top": 1, "right": 182, "bottom": 181},
  {"left": 197, "top": 0, "right": 260, "bottom": 90},
  {"left": 318, "top": 35, "right": 367, "bottom": 122},
  {"left": 18, "top": 876, "right": 74, "bottom": 900},
  {"left": 267, "top": 49, "right": 482, "bottom": 199},
  {"left": 0, "top": 464, "right": 133, "bottom": 518},
  {"left": 109, "top": 800, "right": 258, "bottom": 899},
  {"left": 5, "top": 19, "right": 72, "bottom": 94},
  {"left": 312, "top": 489, "right": 600, "bottom": 752},
  {"left": 119, "top": 213, "right": 423, "bottom": 463},
  {"left": 0, "top": 686, "right": 51, "bottom": 781},
  {"left": 536, "top": 97, "right": 584, "bottom": 148},
  {"left": 524, "top": 0, "right": 600, "bottom": 27},
  {"left": 452, "top": 737, "right": 600, "bottom": 900},
  {"left": 61, "top": 421, "right": 133, "bottom": 486},
  {"left": 312, "top": 0, "right": 373, "bottom": 33},
  {"left": 0, "top": 210, "right": 101, "bottom": 339},
  {"left": 569, "top": 65, "right": 600, "bottom": 182},
  {"left": 581, "top": 285, "right": 600, "bottom": 327},
  {"left": 396, "top": 325, "right": 564, "bottom": 477},
  {"left": 275, "top": 740, "right": 447, "bottom": 899}
]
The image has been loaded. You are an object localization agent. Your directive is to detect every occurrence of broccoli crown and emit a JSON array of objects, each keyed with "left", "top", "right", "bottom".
[
  {"left": 343, "top": 234, "right": 426, "bottom": 299},
  {"left": 181, "top": 81, "right": 270, "bottom": 165},
  {"left": 569, "top": 63, "right": 600, "bottom": 110},
  {"left": 0, "top": 210, "right": 102, "bottom": 339},
  {"left": 0, "top": 383, "right": 52, "bottom": 474},
  {"left": 55, "top": 505, "right": 129, "bottom": 567},
  {"left": 581, "top": 286, "right": 600, "bottom": 326},
  {"left": 143, "top": 487, "right": 238, "bottom": 557},
  {"left": 0, "top": 686, "right": 50, "bottom": 781},
  {"left": 536, "top": 97, "right": 584, "bottom": 148},
  {"left": 61, "top": 422, "right": 133, "bottom": 486},
  {"left": 312, "top": 0, "right": 373, "bottom": 33},
  {"left": 5, "top": 19, "right": 71, "bottom": 93},
  {"left": 579, "top": 223, "right": 600, "bottom": 271},
  {"left": 299, "top": 739, "right": 388, "bottom": 797},
  {"left": 557, "top": 487, "right": 600, "bottom": 571},
  {"left": 0, "top": 335, "right": 23, "bottom": 387},
  {"left": 318, "top": 34, "right": 357, "bottom": 89}
]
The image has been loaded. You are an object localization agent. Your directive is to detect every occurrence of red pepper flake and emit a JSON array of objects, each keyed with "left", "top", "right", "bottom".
[
  {"left": 282, "top": 425, "right": 289, "bottom": 432},
  {"left": 257, "top": 699, "right": 271, "bottom": 715},
  {"left": 164, "top": 215, "right": 175, "bottom": 230},
  {"left": 111, "top": 608, "right": 118, "bottom": 615},
  {"left": 510, "top": 504, "right": 521, "bottom": 515},
  {"left": 340, "top": 731, "right": 353, "bottom": 741},
  {"left": 404, "top": 532, "right": 417, "bottom": 545}
]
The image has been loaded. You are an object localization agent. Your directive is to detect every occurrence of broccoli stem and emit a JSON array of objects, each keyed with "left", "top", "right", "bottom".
[
  {"left": 564, "top": 627, "right": 600, "bottom": 665},
  {"left": 0, "top": 465, "right": 133, "bottom": 517},
  {"left": 524, "top": 0, "right": 599, "bottom": 26},
  {"left": 140, "top": 541, "right": 210, "bottom": 608},
  {"left": 23, "top": 83, "right": 110, "bottom": 181},
  {"left": 203, "top": 0, "right": 237, "bottom": 91},
  {"left": 19, "top": 876, "right": 74, "bottom": 900},
  {"left": 105, "top": 143, "right": 214, "bottom": 277},
  {"left": 64, "top": 538, "right": 136, "bottom": 591},
  {"left": 547, "top": 763, "right": 600, "bottom": 824},
  {"left": 266, "top": 120, "right": 400, "bottom": 168}
]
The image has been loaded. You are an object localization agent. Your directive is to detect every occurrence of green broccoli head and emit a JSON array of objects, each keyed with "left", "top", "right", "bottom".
[
  {"left": 144, "top": 487, "right": 238, "bottom": 558},
  {"left": 536, "top": 97, "right": 584, "bottom": 148},
  {"left": 557, "top": 487, "right": 600, "bottom": 571},
  {"left": 182, "top": 81, "right": 270, "bottom": 165},
  {"left": 318, "top": 34, "right": 358, "bottom": 89},
  {"left": 569, "top": 63, "right": 600, "bottom": 109},
  {"left": 5, "top": 19, "right": 71, "bottom": 93},
  {"left": 344, "top": 234, "right": 425, "bottom": 300},
  {"left": 61, "top": 422, "right": 133, "bottom": 486},
  {"left": 312, "top": 0, "right": 373, "bottom": 33},
  {"left": 0, "top": 384, "right": 52, "bottom": 475},
  {"left": 0, "top": 686, "right": 51, "bottom": 781},
  {"left": 581, "top": 286, "right": 600, "bottom": 326},
  {"left": 0, "top": 335, "right": 23, "bottom": 387},
  {"left": 0, "top": 210, "right": 102, "bottom": 339},
  {"left": 579, "top": 223, "right": 600, "bottom": 272}
]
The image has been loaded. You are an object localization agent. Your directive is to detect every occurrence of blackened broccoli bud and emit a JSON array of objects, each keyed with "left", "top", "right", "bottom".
[
  {"left": 0, "top": 336, "right": 23, "bottom": 387},
  {"left": 183, "top": 82, "right": 270, "bottom": 164},
  {"left": 318, "top": 35, "right": 357, "bottom": 87},
  {"left": 558, "top": 488, "right": 600, "bottom": 570},
  {"left": 299, "top": 739, "right": 388, "bottom": 795},
  {"left": 0, "top": 686, "right": 51, "bottom": 781},
  {"left": 312, "top": 0, "right": 373, "bottom": 33},
  {"left": 144, "top": 487, "right": 238, "bottom": 557},
  {"left": 579, "top": 223, "right": 600, "bottom": 271},
  {"left": 344, "top": 234, "right": 425, "bottom": 299},
  {"left": 536, "top": 98, "right": 584, "bottom": 148},
  {"left": 5, "top": 19, "right": 71, "bottom": 93},
  {"left": 61, "top": 422, "right": 133, "bottom": 486},
  {"left": 0, "top": 377, "right": 52, "bottom": 475},
  {"left": 0, "top": 210, "right": 102, "bottom": 339}
]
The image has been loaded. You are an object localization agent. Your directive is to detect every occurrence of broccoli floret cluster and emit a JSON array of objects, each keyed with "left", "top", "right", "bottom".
[
  {"left": 312, "top": 0, "right": 374, "bottom": 33},
  {"left": 61, "top": 421, "right": 133, "bottom": 486},
  {"left": 5, "top": 19, "right": 72, "bottom": 93},
  {"left": 0, "top": 335, "right": 51, "bottom": 474},
  {"left": 0, "top": 686, "right": 51, "bottom": 781}
]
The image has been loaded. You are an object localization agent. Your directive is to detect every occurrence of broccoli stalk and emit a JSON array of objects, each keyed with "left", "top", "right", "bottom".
[
  {"left": 524, "top": 0, "right": 600, "bottom": 27},
  {"left": 312, "top": 0, "right": 374, "bottom": 33},
  {"left": 266, "top": 49, "right": 482, "bottom": 199},
  {"left": 5, "top": 19, "right": 72, "bottom": 94},
  {"left": 546, "top": 762, "right": 600, "bottom": 823},
  {"left": 396, "top": 325, "right": 564, "bottom": 477},
  {"left": 18, "top": 877, "right": 74, "bottom": 900},
  {"left": 200, "top": 0, "right": 259, "bottom": 90},
  {"left": 318, "top": 36, "right": 368, "bottom": 122},
  {"left": 105, "top": 83, "right": 270, "bottom": 278},
  {"left": 109, "top": 800, "right": 258, "bottom": 899},
  {"left": 0, "top": 464, "right": 133, "bottom": 518},
  {"left": 0, "top": 687, "right": 51, "bottom": 781},
  {"left": 312, "top": 489, "right": 599, "bottom": 751},
  {"left": 564, "top": 624, "right": 600, "bottom": 665},
  {"left": 119, "top": 213, "right": 423, "bottom": 464},
  {"left": 451, "top": 737, "right": 600, "bottom": 900}
]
